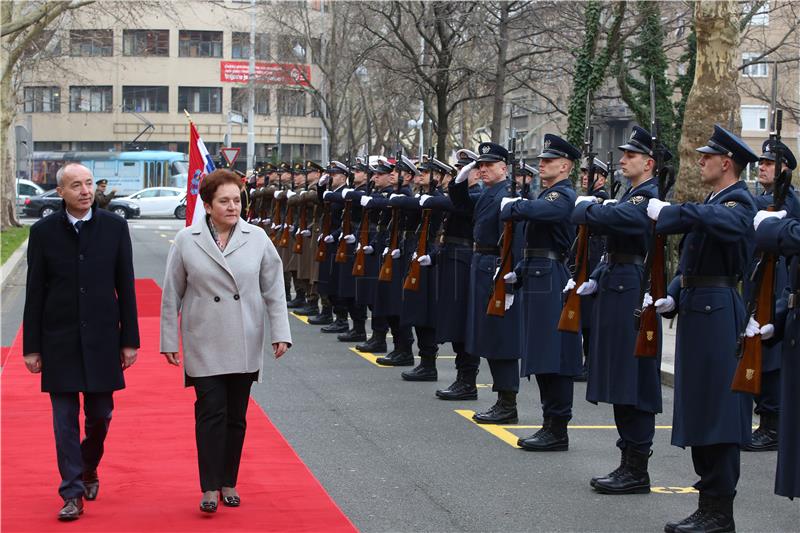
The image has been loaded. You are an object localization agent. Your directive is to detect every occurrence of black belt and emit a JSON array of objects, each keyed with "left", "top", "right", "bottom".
[
  {"left": 607, "top": 252, "right": 645, "bottom": 265},
  {"left": 523, "top": 248, "right": 565, "bottom": 261},
  {"left": 680, "top": 275, "right": 739, "bottom": 288},
  {"left": 473, "top": 244, "right": 501, "bottom": 255},
  {"left": 441, "top": 236, "right": 473, "bottom": 247}
]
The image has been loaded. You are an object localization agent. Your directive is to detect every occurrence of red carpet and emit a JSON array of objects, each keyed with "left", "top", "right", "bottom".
[{"left": 2, "top": 280, "right": 356, "bottom": 533}]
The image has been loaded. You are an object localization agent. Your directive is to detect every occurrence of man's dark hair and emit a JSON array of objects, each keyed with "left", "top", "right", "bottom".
[{"left": 199, "top": 169, "right": 242, "bottom": 204}]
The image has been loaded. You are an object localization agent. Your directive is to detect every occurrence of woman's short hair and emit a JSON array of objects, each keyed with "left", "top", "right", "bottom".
[{"left": 199, "top": 169, "right": 242, "bottom": 204}]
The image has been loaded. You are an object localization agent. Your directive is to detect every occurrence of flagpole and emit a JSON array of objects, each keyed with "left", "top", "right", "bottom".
[{"left": 184, "top": 109, "right": 193, "bottom": 123}]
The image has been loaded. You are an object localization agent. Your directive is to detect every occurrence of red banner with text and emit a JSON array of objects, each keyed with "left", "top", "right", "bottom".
[{"left": 220, "top": 61, "right": 311, "bottom": 86}]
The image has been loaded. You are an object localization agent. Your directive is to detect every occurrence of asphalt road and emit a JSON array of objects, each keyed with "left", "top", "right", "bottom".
[{"left": 2, "top": 217, "right": 797, "bottom": 532}]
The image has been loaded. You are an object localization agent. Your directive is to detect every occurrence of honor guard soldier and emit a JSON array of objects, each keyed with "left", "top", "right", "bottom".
[
  {"left": 645, "top": 125, "right": 758, "bottom": 533},
  {"left": 501, "top": 134, "right": 582, "bottom": 449},
  {"left": 285, "top": 163, "right": 308, "bottom": 308},
  {"left": 395, "top": 156, "right": 448, "bottom": 381},
  {"left": 571, "top": 126, "right": 668, "bottom": 492},
  {"left": 294, "top": 161, "right": 325, "bottom": 316},
  {"left": 753, "top": 175, "right": 800, "bottom": 499},
  {"left": 451, "top": 142, "right": 521, "bottom": 424},
  {"left": 272, "top": 162, "right": 295, "bottom": 301},
  {"left": 354, "top": 158, "right": 397, "bottom": 354},
  {"left": 260, "top": 163, "right": 278, "bottom": 230},
  {"left": 426, "top": 149, "right": 483, "bottom": 400},
  {"left": 742, "top": 140, "right": 798, "bottom": 452}
]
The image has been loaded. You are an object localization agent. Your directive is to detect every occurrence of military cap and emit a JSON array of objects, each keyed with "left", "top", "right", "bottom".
[
  {"left": 264, "top": 162, "right": 277, "bottom": 173},
  {"left": 760, "top": 139, "right": 797, "bottom": 170},
  {"left": 455, "top": 148, "right": 479, "bottom": 168},
  {"left": 95, "top": 178, "right": 108, "bottom": 185},
  {"left": 327, "top": 160, "right": 349, "bottom": 174},
  {"left": 293, "top": 162, "right": 306, "bottom": 173},
  {"left": 696, "top": 125, "right": 759, "bottom": 168},
  {"left": 351, "top": 157, "right": 370, "bottom": 173},
  {"left": 618, "top": 126, "right": 673, "bottom": 162},
  {"left": 476, "top": 142, "right": 509, "bottom": 164},
  {"left": 580, "top": 157, "right": 609, "bottom": 177},
  {"left": 306, "top": 160, "right": 325, "bottom": 173},
  {"left": 371, "top": 156, "right": 395, "bottom": 174},
  {"left": 278, "top": 162, "right": 292, "bottom": 173},
  {"left": 396, "top": 154, "right": 419, "bottom": 175},
  {"left": 419, "top": 156, "right": 454, "bottom": 175},
  {"left": 537, "top": 134, "right": 581, "bottom": 161}
]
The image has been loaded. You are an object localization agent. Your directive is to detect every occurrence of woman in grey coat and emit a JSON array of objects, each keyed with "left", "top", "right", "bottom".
[{"left": 160, "top": 169, "right": 292, "bottom": 513}]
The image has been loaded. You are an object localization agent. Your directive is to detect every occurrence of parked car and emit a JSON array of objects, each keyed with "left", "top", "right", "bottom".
[
  {"left": 122, "top": 187, "right": 186, "bottom": 218},
  {"left": 22, "top": 190, "right": 141, "bottom": 219},
  {"left": 174, "top": 196, "right": 187, "bottom": 220},
  {"left": 16, "top": 178, "right": 45, "bottom": 211}
]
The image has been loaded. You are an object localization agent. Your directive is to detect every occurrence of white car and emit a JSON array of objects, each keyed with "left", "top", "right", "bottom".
[
  {"left": 123, "top": 187, "right": 186, "bottom": 217},
  {"left": 16, "top": 178, "right": 45, "bottom": 211}
]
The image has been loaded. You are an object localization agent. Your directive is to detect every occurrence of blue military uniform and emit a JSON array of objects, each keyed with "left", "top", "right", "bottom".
[
  {"left": 656, "top": 125, "right": 759, "bottom": 532},
  {"left": 314, "top": 164, "right": 348, "bottom": 331}
]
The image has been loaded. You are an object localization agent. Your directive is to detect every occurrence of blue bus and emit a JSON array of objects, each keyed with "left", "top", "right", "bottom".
[{"left": 32, "top": 150, "right": 189, "bottom": 195}]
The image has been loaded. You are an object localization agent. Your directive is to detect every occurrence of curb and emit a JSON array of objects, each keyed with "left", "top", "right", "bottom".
[{"left": 1, "top": 238, "right": 28, "bottom": 288}]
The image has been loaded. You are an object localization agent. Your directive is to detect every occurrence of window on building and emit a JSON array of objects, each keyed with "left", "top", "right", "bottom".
[
  {"left": 277, "top": 89, "right": 306, "bottom": 116},
  {"left": 24, "top": 86, "right": 61, "bottom": 113},
  {"left": 231, "top": 87, "right": 270, "bottom": 115},
  {"left": 178, "top": 87, "right": 222, "bottom": 113},
  {"left": 178, "top": 31, "right": 223, "bottom": 57},
  {"left": 741, "top": 105, "right": 769, "bottom": 131},
  {"left": 742, "top": 53, "right": 768, "bottom": 77},
  {"left": 122, "top": 30, "right": 169, "bottom": 56},
  {"left": 747, "top": 1, "right": 769, "bottom": 26},
  {"left": 122, "top": 86, "right": 168, "bottom": 112},
  {"left": 26, "top": 30, "right": 61, "bottom": 57},
  {"left": 69, "top": 86, "right": 112, "bottom": 112},
  {"left": 70, "top": 30, "right": 113, "bottom": 57},
  {"left": 231, "top": 32, "right": 270, "bottom": 59},
  {"left": 276, "top": 36, "right": 307, "bottom": 63}
]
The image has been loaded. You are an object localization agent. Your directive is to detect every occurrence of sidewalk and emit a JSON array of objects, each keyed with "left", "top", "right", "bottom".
[
  {"left": 660, "top": 316, "right": 677, "bottom": 387},
  {"left": 0, "top": 238, "right": 27, "bottom": 287}
]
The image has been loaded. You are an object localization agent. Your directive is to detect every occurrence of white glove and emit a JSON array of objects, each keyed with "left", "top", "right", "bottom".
[
  {"left": 603, "top": 199, "right": 618, "bottom": 206},
  {"left": 503, "top": 271, "right": 518, "bottom": 284},
  {"left": 418, "top": 254, "right": 432, "bottom": 266},
  {"left": 341, "top": 187, "right": 353, "bottom": 197},
  {"left": 761, "top": 323, "right": 775, "bottom": 340},
  {"left": 286, "top": 190, "right": 297, "bottom": 198},
  {"left": 363, "top": 245, "right": 374, "bottom": 255},
  {"left": 390, "top": 193, "right": 404, "bottom": 199},
  {"left": 575, "top": 195, "right": 598, "bottom": 206},
  {"left": 419, "top": 194, "right": 432, "bottom": 206},
  {"left": 318, "top": 173, "right": 330, "bottom": 186},
  {"left": 274, "top": 190, "right": 285, "bottom": 199},
  {"left": 323, "top": 235, "right": 335, "bottom": 244},
  {"left": 383, "top": 246, "right": 389, "bottom": 256},
  {"left": 391, "top": 248, "right": 401, "bottom": 259},
  {"left": 642, "top": 293, "right": 654, "bottom": 308},
  {"left": 455, "top": 161, "right": 476, "bottom": 183},
  {"left": 576, "top": 279, "right": 598, "bottom": 295},
  {"left": 301, "top": 229, "right": 311, "bottom": 237},
  {"left": 563, "top": 278, "right": 576, "bottom": 293},
  {"left": 504, "top": 294, "right": 515, "bottom": 311},
  {"left": 647, "top": 198, "right": 670, "bottom": 221},
  {"left": 344, "top": 234, "right": 356, "bottom": 244},
  {"left": 500, "top": 197, "right": 522, "bottom": 210},
  {"left": 745, "top": 316, "right": 775, "bottom": 340},
  {"left": 271, "top": 223, "right": 279, "bottom": 230},
  {"left": 654, "top": 295, "right": 676, "bottom": 314},
  {"left": 360, "top": 196, "right": 372, "bottom": 207},
  {"left": 264, "top": 218, "right": 271, "bottom": 225},
  {"left": 288, "top": 225, "right": 295, "bottom": 233},
  {"left": 753, "top": 209, "right": 787, "bottom": 231},
  {"left": 323, "top": 190, "right": 333, "bottom": 199}
]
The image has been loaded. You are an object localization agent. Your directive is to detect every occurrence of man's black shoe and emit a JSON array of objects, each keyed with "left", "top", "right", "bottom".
[
  {"left": 375, "top": 350, "right": 414, "bottom": 366},
  {"left": 337, "top": 329, "right": 367, "bottom": 342},
  {"left": 665, "top": 493, "right": 735, "bottom": 533},
  {"left": 590, "top": 448, "right": 625, "bottom": 488},
  {"left": 355, "top": 335, "right": 388, "bottom": 353},
  {"left": 401, "top": 364, "right": 438, "bottom": 381},
  {"left": 744, "top": 413, "right": 778, "bottom": 452},
  {"left": 58, "top": 498, "right": 84, "bottom": 521},
  {"left": 287, "top": 296, "right": 306, "bottom": 308},
  {"left": 473, "top": 392, "right": 517, "bottom": 424},
  {"left": 321, "top": 319, "right": 349, "bottom": 333},
  {"left": 518, "top": 417, "right": 568, "bottom": 451},
  {"left": 295, "top": 303, "right": 320, "bottom": 316},
  {"left": 436, "top": 380, "right": 478, "bottom": 400},
  {"left": 593, "top": 449, "right": 650, "bottom": 494},
  {"left": 308, "top": 310, "right": 334, "bottom": 325},
  {"left": 82, "top": 469, "right": 99, "bottom": 500}
]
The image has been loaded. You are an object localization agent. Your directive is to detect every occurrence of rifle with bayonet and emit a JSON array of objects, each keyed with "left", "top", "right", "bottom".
[
  {"left": 732, "top": 64, "right": 792, "bottom": 393},
  {"left": 315, "top": 167, "right": 333, "bottom": 262},
  {"left": 278, "top": 165, "right": 298, "bottom": 248},
  {"left": 270, "top": 172, "right": 284, "bottom": 244},
  {"left": 379, "top": 151, "right": 403, "bottom": 282},
  {"left": 487, "top": 136, "right": 517, "bottom": 316},
  {"left": 608, "top": 151, "right": 621, "bottom": 198},
  {"left": 293, "top": 164, "right": 310, "bottom": 254},
  {"left": 558, "top": 93, "right": 597, "bottom": 332},
  {"left": 335, "top": 155, "right": 355, "bottom": 263},
  {"left": 633, "top": 77, "right": 676, "bottom": 357},
  {"left": 352, "top": 157, "right": 373, "bottom": 276},
  {"left": 404, "top": 147, "right": 436, "bottom": 291}
]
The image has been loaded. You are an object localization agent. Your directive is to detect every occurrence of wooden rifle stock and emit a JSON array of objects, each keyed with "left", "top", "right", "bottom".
[
  {"left": 335, "top": 200, "right": 353, "bottom": 263},
  {"left": 293, "top": 199, "right": 307, "bottom": 254},
  {"left": 558, "top": 224, "right": 589, "bottom": 332},
  {"left": 270, "top": 193, "right": 283, "bottom": 243},
  {"left": 404, "top": 209, "right": 431, "bottom": 291},
  {"left": 634, "top": 229, "right": 666, "bottom": 357},
  {"left": 315, "top": 203, "right": 332, "bottom": 262},
  {"left": 278, "top": 203, "right": 294, "bottom": 247},
  {"left": 352, "top": 208, "right": 370, "bottom": 276},
  {"left": 379, "top": 206, "right": 400, "bottom": 282},
  {"left": 487, "top": 219, "right": 515, "bottom": 316}
]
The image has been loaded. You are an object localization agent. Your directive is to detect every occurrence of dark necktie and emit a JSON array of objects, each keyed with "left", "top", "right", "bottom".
[{"left": 74, "top": 220, "right": 84, "bottom": 233}]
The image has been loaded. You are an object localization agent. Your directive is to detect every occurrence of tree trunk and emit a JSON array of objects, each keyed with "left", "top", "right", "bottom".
[
  {"left": 489, "top": 4, "right": 510, "bottom": 142},
  {"left": 674, "top": 0, "right": 741, "bottom": 203},
  {"left": 1, "top": 57, "right": 21, "bottom": 230}
]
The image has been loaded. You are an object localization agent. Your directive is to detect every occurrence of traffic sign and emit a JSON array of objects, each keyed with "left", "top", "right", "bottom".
[{"left": 221, "top": 147, "right": 240, "bottom": 167}]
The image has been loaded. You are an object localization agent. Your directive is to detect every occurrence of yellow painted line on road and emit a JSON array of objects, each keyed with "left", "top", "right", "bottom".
[
  {"left": 349, "top": 347, "right": 384, "bottom": 367},
  {"left": 290, "top": 312, "right": 310, "bottom": 324},
  {"left": 652, "top": 487, "right": 699, "bottom": 494},
  {"left": 455, "top": 409, "right": 522, "bottom": 447}
]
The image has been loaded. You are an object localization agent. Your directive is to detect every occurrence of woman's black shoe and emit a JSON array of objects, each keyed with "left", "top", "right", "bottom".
[{"left": 222, "top": 495, "right": 240, "bottom": 507}]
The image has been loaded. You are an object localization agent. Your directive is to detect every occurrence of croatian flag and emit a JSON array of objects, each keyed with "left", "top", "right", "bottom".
[{"left": 186, "top": 121, "right": 216, "bottom": 227}]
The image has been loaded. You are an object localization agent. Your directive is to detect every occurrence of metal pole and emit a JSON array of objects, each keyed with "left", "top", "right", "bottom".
[
  {"left": 319, "top": 2, "right": 329, "bottom": 163},
  {"left": 247, "top": 0, "right": 256, "bottom": 171}
]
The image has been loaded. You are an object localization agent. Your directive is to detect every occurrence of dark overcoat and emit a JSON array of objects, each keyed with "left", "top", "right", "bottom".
[{"left": 372, "top": 186, "right": 412, "bottom": 318}]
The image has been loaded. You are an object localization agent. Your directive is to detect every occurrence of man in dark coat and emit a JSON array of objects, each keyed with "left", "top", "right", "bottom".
[{"left": 23, "top": 163, "right": 140, "bottom": 521}]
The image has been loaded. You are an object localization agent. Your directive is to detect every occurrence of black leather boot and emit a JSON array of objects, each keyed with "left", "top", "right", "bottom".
[
  {"left": 744, "top": 412, "right": 778, "bottom": 451},
  {"left": 590, "top": 448, "right": 626, "bottom": 488},
  {"left": 666, "top": 493, "right": 735, "bottom": 533},
  {"left": 321, "top": 316, "right": 350, "bottom": 333},
  {"left": 375, "top": 348, "right": 414, "bottom": 366},
  {"left": 436, "top": 370, "right": 478, "bottom": 400},
  {"left": 338, "top": 321, "right": 367, "bottom": 342},
  {"left": 356, "top": 331, "right": 388, "bottom": 353},
  {"left": 286, "top": 290, "right": 306, "bottom": 309},
  {"left": 594, "top": 448, "right": 651, "bottom": 494},
  {"left": 401, "top": 357, "right": 437, "bottom": 381},
  {"left": 308, "top": 306, "right": 333, "bottom": 325},
  {"left": 295, "top": 300, "right": 320, "bottom": 316},
  {"left": 472, "top": 391, "right": 518, "bottom": 424},
  {"left": 518, "top": 416, "right": 569, "bottom": 451}
]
